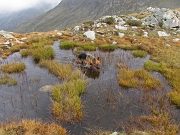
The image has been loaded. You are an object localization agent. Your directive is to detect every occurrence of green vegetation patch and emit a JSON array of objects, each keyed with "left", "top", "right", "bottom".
[
  {"left": 0, "top": 62, "right": 26, "bottom": 73},
  {"left": 31, "top": 46, "right": 54, "bottom": 62},
  {"left": 39, "top": 60, "right": 75, "bottom": 80},
  {"left": 136, "top": 110, "right": 178, "bottom": 134},
  {"left": 98, "top": 44, "right": 116, "bottom": 52},
  {"left": 20, "top": 49, "right": 30, "bottom": 57},
  {"left": 29, "top": 36, "right": 54, "bottom": 45},
  {"left": 132, "top": 50, "right": 147, "bottom": 58},
  {"left": 52, "top": 79, "right": 86, "bottom": 122},
  {"left": 82, "top": 44, "right": 96, "bottom": 51},
  {"left": 126, "top": 19, "right": 142, "bottom": 26},
  {"left": 103, "top": 17, "right": 115, "bottom": 25},
  {"left": 0, "top": 74, "right": 17, "bottom": 86},
  {"left": 118, "top": 68, "right": 162, "bottom": 91},
  {"left": 76, "top": 43, "right": 96, "bottom": 51},
  {"left": 39, "top": 59, "right": 86, "bottom": 122},
  {"left": 117, "top": 44, "right": 140, "bottom": 50},
  {"left": 0, "top": 120, "right": 66, "bottom": 135},
  {"left": 60, "top": 41, "right": 75, "bottom": 49},
  {"left": 144, "top": 60, "right": 180, "bottom": 107},
  {"left": 144, "top": 60, "right": 167, "bottom": 72},
  {"left": 169, "top": 90, "right": 180, "bottom": 108}
]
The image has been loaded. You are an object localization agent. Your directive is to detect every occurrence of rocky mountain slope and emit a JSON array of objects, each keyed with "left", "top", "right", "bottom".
[
  {"left": 12, "top": 0, "right": 180, "bottom": 33},
  {"left": 0, "top": 3, "right": 55, "bottom": 31}
]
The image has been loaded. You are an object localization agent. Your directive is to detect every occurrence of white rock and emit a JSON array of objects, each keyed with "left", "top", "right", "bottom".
[
  {"left": 96, "top": 23, "right": 102, "bottom": 28},
  {"left": 144, "top": 31, "right": 148, "bottom": 37},
  {"left": 118, "top": 33, "right": 125, "bottom": 38},
  {"left": 112, "top": 41, "right": 117, "bottom": 45},
  {"left": 73, "top": 26, "right": 81, "bottom": 32},
  {"left": 173, "top": 38, "right": 180, "bottom": 42},
  {"left": 132, "top": 26, "right": 137, "bottom": 29},
  {"left": 3, "top": 41, "right": 10, "bottom": 45},
  {"left": 158, "top": 31, "right": 170, "bottom": 37},
  {"left": 57, "top": 32, "right": 62, "bottom": 36},
  {"left": 118, "top": 21, "right": 126, "bottom": 26},
  {"left": 21, "top": 37, "right": 27, "bottom": 41},
  {"left": 110, "top": 132, "right": 118, "bottom": 135},
  {"left": 115, "top": 25, "right": 128, "bottom": 30},
  {"left": 0, "top": 30, "right": 14, "bottom": 39},
  {"left": 166, "top": 44, "right": 171, "bottom": 47},
  {"left": 84, "top": 31, "right": 96, "bottom": 40},
  {"left": 39, "top": 85, "right": 53, "bottom": 92},
  {"left": 15, "top": 38, "right": 24, "bottom": 44}
]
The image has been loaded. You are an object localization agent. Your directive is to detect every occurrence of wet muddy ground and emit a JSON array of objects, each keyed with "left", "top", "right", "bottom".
[{"left": 0, "top": 41, "right": 179, "bottom": 135}]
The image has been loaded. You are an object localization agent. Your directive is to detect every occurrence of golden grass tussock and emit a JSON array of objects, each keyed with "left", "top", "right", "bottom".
[
  {"left": 39, "top": 59, "right": 86, "bottom": 122},
  {"left": 0, "top": 62, "right": 26, "bottom": 73},
  {"left": 31, "top": 46, "right": 54, "bottom": 62},
  {"left": 0, "top": 119, "right": 67, "bottom": 135},
  {"left": 118, "top": 67, "right": 162, "bottom": 91},
  {"left": 0, "top": 74, "right": 17, "bottom": 86},
  {"left": 136, "top": 111, "right": 179, "bottom": 135},
  {"left": 52, "top": 79, "right": 86, "bottom": 122},
  {"left": 39, "top": 60, "right": 74, "bottom": 80}
]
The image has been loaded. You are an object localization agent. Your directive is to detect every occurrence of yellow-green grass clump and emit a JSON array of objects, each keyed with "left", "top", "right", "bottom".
[
  {"left": 0, "top": 74, "right": 17, "bottom": 86},
  {"left": 144, "top": 61, "right": 180, "bottom": 107},
  {"left": 20, "top": 49, "right": 30, "bottom": 57},
  {"left": 39, "top": 60, "right": 75, "bottom": 80},
  {"left": 118, "top": 68, "right": 161, "bottom": 91},
  {"left": 60, "top": 40, "right": 75, "bottom": 49},
  {"left": 31, "top": 46, "right": 54, "bottom": 62},
  {"left": 144, "top": 60, "right": 168, "bottom": 72},
  {"left": 38, "top": 60, "right": 86, "bottom": 122},
  {"left": 0, "top": 62, "right": 26, "bottom": 73},
  {"left": 73, "top": 47, "right": 84, "bottom": 54},
  {"left": 98, "top": 44, "right": 116, "bottom": 52},
  {"left": 76, "top": 43, "right": 96, "bottom": 51},
  {"left": 137, "top": 111, "right": 178, "bottom": 135},
  {"left": 52, "top": 79, "right": 86, "bottom": 122},
  {"left": 28, "top": 36, "right": 54, "bottom": 45},
  {"left": 132, "top": 50, "right": 147, "bottom": 58},
  {"left": 0, "top": 119, "right": 67, "bottom": 135}
]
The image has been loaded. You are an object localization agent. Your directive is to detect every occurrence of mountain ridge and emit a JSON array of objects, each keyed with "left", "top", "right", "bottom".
[{"left": 12, "top": 0, "right": 180, "bottom": 33}]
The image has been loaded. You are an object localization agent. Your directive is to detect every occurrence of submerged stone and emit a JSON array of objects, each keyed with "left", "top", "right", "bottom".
[{"left": 39, "top": 85, "right": 53, "bottom": 92}]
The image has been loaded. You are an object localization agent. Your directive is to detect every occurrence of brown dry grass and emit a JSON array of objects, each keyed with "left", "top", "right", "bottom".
[{"left": 0, "top": 119, "right": 67, "bottom": 135}]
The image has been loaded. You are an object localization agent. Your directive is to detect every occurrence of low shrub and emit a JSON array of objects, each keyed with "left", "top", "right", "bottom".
[
  {"left": 103, "top": 17, "right": 115, "bottom": 25},
  {"left": 126, "top": 20, "right": 142, "bottom": 26}
]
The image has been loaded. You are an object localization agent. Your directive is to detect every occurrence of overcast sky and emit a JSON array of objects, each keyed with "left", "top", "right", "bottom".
[{"left": 0, "top": 0, "right": 61, "bottom": 13}]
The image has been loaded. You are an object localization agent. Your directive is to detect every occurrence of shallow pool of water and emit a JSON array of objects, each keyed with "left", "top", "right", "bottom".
[{"left": 0, "top": 41, "right": 178, "bottom": 135}]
